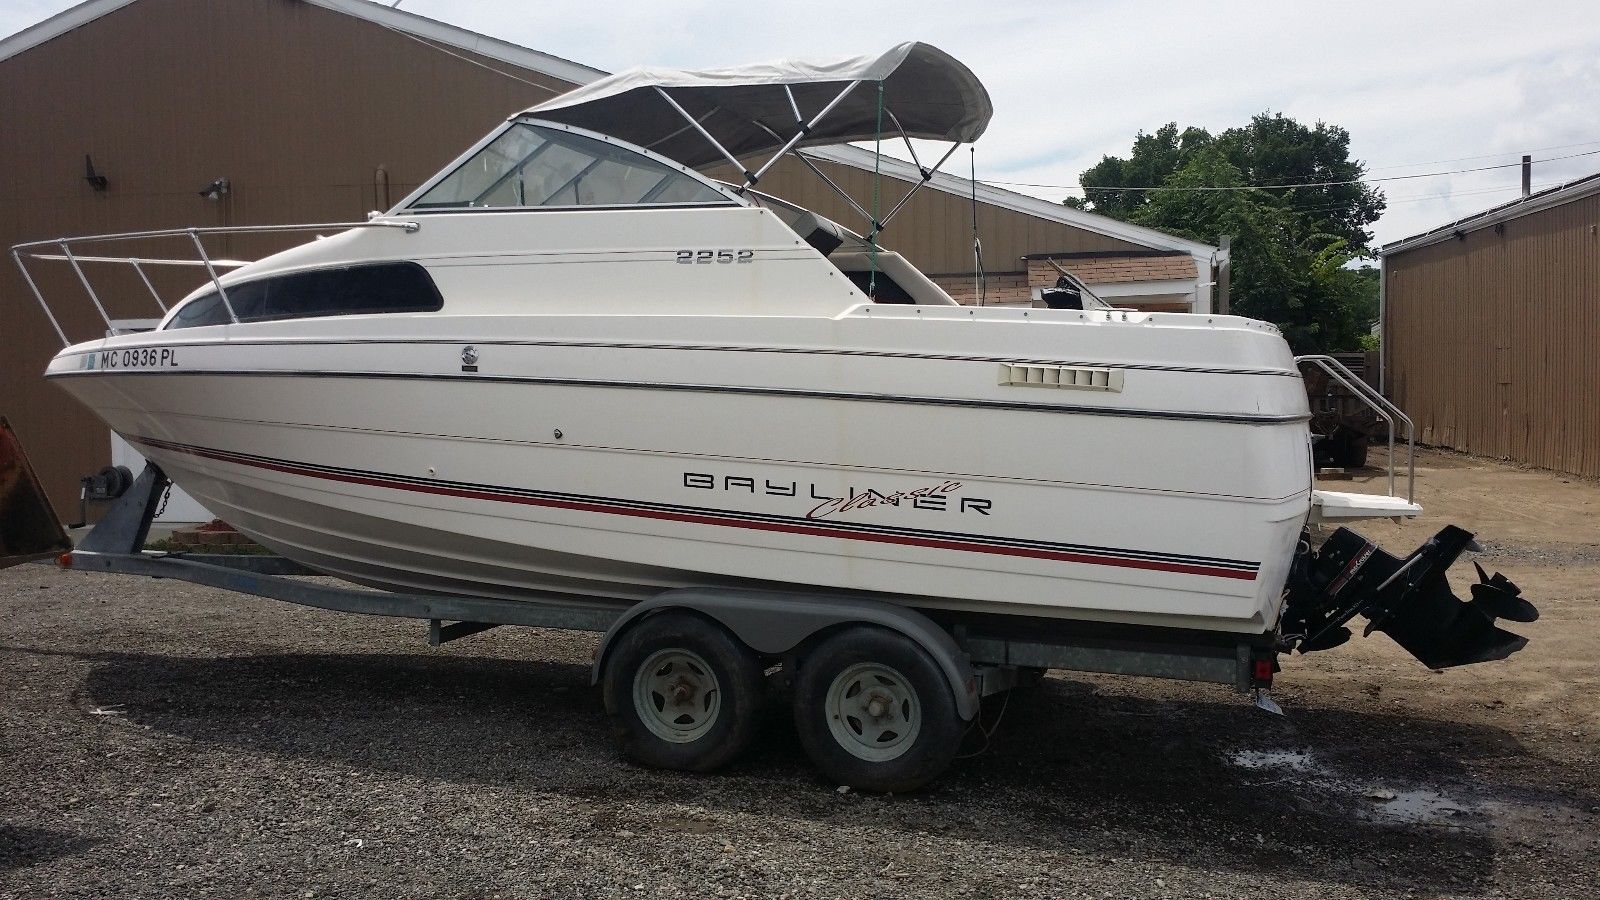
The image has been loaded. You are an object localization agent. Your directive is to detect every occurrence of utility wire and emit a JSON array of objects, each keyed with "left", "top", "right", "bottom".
[
  {"left": 1288, "top": 180, "right": 1571, "bottom": 216},
  {"left": 365, "top": 16, "right": 566, "bottom": 95},
  {"left": 984, "top": 147, "right": 1600, "bottom": 193},
  {"left": 1364, "top": 138, "right": 1600, "bottom": 171}
]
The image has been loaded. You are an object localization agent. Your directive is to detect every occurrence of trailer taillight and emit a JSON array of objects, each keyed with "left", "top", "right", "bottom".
[{"left": 1252, "top": 657, "right": 1275, "bottom": 686}]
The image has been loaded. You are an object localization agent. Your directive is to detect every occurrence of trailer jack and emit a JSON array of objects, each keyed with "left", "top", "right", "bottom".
[{"left": 1282, "top": 526, "right": 1536, "bottom": 669}]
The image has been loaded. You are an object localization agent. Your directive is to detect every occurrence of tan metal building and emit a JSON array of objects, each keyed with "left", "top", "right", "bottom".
[
  {"left": 1, "top": 0, "right": 1220, "bottom": 510},
  {"left": 1379, "top": 173, "right": 1600, "bottom": 477}
]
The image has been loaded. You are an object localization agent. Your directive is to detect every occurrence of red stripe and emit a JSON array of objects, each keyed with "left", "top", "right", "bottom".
[{"left": 141, "top": 438, "right": 1258, "bottom": 581}]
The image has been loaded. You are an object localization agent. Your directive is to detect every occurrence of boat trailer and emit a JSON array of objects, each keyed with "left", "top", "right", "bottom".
[
  {"left": 47, "top": 456, "right": 1535, "bottom": 681},
  {"left": 13, "top": 451, "right": 1537, "bottom": 789},
  {"left": 52, "top": 462, "right": 1285, "bottom": 692}
]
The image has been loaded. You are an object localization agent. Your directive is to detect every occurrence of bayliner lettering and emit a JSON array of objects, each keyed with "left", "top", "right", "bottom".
[
  {"left": 97, "top": 348, "right": 178, "bottom": 369},
  {"left": 682, "top": 472, "right": 989, "bottom": 519}
]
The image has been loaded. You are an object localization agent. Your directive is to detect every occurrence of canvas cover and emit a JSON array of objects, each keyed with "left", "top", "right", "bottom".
[{"left": 521, "top": 42, "right": 992, "bottom": 170}]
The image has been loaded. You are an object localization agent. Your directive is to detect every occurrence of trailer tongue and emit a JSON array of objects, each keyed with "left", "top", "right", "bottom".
[{"left": 1283, "top": 526, "right": 1536, "bottom": 669}]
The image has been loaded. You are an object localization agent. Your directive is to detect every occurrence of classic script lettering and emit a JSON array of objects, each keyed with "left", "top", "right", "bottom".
[
  {"left": 682, "top": 471, "right": 991, "bottom": 519},
  {"left": 805, "top": 481, "right": 965, "bottom": 520}
]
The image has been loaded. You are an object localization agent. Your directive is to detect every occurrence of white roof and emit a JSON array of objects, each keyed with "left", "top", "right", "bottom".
[
  {"left": 807, "top": 144, "right": 1218, "bottom": 258},
  {"left": 1380, "top": 171, "right": 1600, "bottom": 256},
  {"left": 1, "top": 0, "right": 1212, "bottom": 257},
  {"left": 0, "top": 0, "right": 604, "bottom": 82}
]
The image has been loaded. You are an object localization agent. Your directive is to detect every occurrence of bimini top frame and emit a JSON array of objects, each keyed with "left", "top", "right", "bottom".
[{"left": 523, "top": 41, "right": 992, "bottom": 240}]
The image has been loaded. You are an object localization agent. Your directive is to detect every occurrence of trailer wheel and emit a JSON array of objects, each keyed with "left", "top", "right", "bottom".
[
  {"left": 602, "top": 611, "right": 764, "bottom": 773},
  {"left": 792, "top": 627, "right": 963, "bottom": 792}
]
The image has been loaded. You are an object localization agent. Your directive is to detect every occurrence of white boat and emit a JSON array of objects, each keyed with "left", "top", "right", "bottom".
[
  {"left": 21, "top": 42, "right": 1538, "bottom": 790},
  {"left": 31, "top": 41, "right": 1527, "bottom": 656}
]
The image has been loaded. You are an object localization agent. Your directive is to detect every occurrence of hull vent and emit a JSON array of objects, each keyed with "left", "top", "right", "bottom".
[{"left": 998, "top": 364, "right": 1124, "bottom": 392}]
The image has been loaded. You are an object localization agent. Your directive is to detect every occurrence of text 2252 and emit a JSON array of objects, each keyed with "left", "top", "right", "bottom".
[{"left": 675, "top": 249, "right": 754, "bottom": 264}]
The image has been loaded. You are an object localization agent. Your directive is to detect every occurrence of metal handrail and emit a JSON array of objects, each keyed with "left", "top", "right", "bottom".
[
  {"left": 11, "top": 220, "right": 419, "bottom": 347},
  {"left": 1296, "top": 354, "right": 1416, "bottom": 502}
]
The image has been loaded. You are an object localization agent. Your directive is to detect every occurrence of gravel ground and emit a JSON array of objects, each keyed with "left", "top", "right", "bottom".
[{"left": 3, "top": 449, "right": 1598, "bottom": 898}]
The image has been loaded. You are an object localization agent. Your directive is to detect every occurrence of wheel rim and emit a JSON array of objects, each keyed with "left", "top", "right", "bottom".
[
  {"left": 824, "top": 662, "right": 921, "bottom": 761},
  {"left": 633, "top": 648, "right": 721, "bottom": 743}
]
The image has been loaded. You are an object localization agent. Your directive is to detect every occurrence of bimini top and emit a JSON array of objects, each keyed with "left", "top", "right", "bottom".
[{"left": 521, "top": 42, "right": 992, "bottom": 172}]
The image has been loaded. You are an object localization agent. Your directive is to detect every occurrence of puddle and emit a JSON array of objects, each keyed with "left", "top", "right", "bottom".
[
  {"left": 1368, "top": 789, "right": 1469, "bottom": 824},
  {"left": 1227, "top": 749, "right": 1316, "bottom": 773},
  {"left": 1225, "top": 748, "right": 1478, "bottom": 826}
]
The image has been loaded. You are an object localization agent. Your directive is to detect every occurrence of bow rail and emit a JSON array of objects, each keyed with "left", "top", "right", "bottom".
[{"left": 12, "top": 220, "right": 419, "bottom": 347}]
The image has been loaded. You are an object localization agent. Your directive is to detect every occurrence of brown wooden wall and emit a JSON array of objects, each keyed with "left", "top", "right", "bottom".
[
  {"left": 0, "top": 0, "right": 570, "bottom": 511},
  {"left": 2, "top": 0, "right": 1162, "bottom": 511},
  {"left": 1384, "top": 190, "right": 1600, "bottom": 477}
]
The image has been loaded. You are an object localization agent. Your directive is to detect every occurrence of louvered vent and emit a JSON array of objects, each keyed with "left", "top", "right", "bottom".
[{"left": 998, "top": 363, "right": 1124, "bottom": 392}]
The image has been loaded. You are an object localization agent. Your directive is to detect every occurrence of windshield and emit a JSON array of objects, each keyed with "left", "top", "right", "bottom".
[{"left": 413, "top": 122, "right": 733, "bottom": 209}]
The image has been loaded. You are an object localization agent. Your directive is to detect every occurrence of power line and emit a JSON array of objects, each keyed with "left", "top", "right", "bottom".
[
  {"left": 984, "top": 147, "right": 1600, "bottom": 193},
  {"left": 1364, "top": 138, "right": 1600, "bottom": 172},
  {"left": 1286, "top": 180, "right": 1571, "bottom": 218},
  {"left": 365, "top": 16, "right": 566, "bottom": 96}
]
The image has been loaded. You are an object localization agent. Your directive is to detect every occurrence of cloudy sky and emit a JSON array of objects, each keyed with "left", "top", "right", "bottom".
[{"left": 5, "top": 0, "right": 1599, "bottom": 247}]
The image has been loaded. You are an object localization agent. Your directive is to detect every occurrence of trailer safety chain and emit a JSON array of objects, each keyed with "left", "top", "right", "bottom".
[{"left": 947, "top": 685, "right": 1011, "bottom": 755}]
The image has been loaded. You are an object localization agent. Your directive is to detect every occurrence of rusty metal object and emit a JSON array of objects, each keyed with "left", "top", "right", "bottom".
[
  {"left": 0, "top": 416, "right": 71, "bottom": 568},
  {"left": 1302, "top": 358, "right": 1384, "bottom": 469}
]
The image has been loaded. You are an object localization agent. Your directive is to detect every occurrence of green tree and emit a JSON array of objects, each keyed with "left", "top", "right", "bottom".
[
  {"left": 1075, "top": 112, "right": 1386, "bottom": 351},
  {"left": 1214, "top": 113, "right": 1386, "bottom": 251},
  {"left": 1078, "top": 123, "right": 1214, "bottom": 219}
]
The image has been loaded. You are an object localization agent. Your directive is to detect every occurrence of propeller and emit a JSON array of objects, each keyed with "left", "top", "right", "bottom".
[{"left": 1469, "top": 562, "right": 1539, "bottom": 623}]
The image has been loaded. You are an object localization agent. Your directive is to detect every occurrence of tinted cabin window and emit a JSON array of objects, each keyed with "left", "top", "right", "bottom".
[
  {"left": 167, "top": 263, "right": 443, "bottom": 329},
  {"left": 412, "top": 122, "right": 731, "bottom": 209},
  {"left": 844, "top": 270, "right": 916, "bottom": 304}
]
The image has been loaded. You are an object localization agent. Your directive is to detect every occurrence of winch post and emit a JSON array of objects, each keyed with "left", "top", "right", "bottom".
[{"left": 76, "top": 463, "right": 169, "bottom": 555}]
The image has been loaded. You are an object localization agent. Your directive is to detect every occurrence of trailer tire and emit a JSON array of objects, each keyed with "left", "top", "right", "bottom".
[
  {"left": 602, "top": 611, "right": 764, "bottom": 773},
  {"left": 792, "top": 626, "right": 963, "bottom": 792}
]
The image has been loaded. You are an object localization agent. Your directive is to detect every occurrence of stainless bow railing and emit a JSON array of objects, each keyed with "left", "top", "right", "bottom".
[
  {"left": 1296, "top": 354, "right": 1415, "bottom": 502},
  {"left": 11, "top": 221, "right": 418, "bottom": 346}
]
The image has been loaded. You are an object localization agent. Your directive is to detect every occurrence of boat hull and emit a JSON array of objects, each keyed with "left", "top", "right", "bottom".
[{"left": 48, "top": 311, "right": 1313, "bottom": 633}]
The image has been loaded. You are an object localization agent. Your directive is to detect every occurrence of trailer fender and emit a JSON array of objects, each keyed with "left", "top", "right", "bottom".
[{"left": 591, "top": 587, "right": 979, "bottom": 721}]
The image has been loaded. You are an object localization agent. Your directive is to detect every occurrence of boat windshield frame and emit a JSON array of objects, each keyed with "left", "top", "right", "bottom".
[{"left": 389, "top": 118, "right": 751, "bottom": 215}]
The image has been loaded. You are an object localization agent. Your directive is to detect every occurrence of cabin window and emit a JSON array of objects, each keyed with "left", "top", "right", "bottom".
[
  {"left": 843, "top": 270, "right": 916, "bottom": 304},
  {"left": 412, "top": 123, "right": 731, "bottom": 209},
  {"left": 165, "top": 262, "right": 443, "bottom": 329}
]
